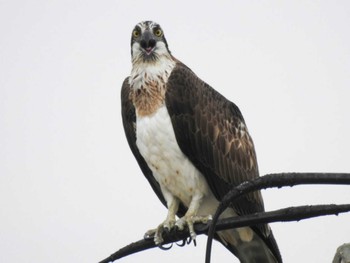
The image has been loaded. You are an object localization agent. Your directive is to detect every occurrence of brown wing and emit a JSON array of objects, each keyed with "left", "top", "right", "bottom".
[
  {"left": 165, "top": 63, "right": 263, "bottom": 215},
  {"left": 165, "top": 63, "right": 282, "bottom": 262}
]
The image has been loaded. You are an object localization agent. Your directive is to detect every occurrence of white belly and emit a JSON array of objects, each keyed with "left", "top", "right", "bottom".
[
  {"left": 136, "top": 105, "right": 214, "bottom": 209},
  {"left": 135, "top": 105, "right": 252, "bottom": 243}
]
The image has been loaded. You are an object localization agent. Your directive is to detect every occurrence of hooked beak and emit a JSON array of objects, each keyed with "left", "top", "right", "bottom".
[{"left": 140, "top": 31, "right": 156, "bottom": 54}]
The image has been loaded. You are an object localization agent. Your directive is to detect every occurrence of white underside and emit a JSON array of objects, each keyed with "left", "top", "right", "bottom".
[
  {"left": 136, "top": 105, "right": 258, "bottom": 243},
  {"left": 136, "top": 105, "right": 221, "bottom": 216},
  {"left": 135, "top": 94, "right": 255, "bottom": 248}
]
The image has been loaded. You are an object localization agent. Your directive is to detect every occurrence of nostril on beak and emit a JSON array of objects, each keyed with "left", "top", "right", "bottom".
[
  {"left": 140, "top": 39, "right": 147, "bottom": 49},
  {"left": 141, "top": 38, "right": 156, "bottom": 50},
  {"left": 148, "top": 39, "right": 156, "bottom": 48}
]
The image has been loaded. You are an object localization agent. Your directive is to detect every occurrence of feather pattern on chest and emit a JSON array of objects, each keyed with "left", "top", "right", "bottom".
[
  {"left": 129, "top": 58, "right": 176, "bottom": 116},
  {"left": 129, "top": 57, "right": 212, "bottom": 208},
  {"left": 135, "top": 105, "right": 212, "bottom": 208}
]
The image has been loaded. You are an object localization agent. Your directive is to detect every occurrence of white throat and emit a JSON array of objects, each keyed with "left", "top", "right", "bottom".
[{"left": 129, "top": 56, "right": 176, "bottom": 91}]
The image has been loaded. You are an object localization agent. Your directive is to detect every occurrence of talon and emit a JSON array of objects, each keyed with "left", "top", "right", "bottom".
[
  {"left": 155, "top": 237, "right": 164, "bottom": 245},
  {"left": 193, "top": 239, "right": 197, "bottom": 247},
  {"left": 144, "top": 229, "right": 156, "bottom": 240},
  {"left": 176, "top": 239, "right": 186, "bottom": 247},
  {"left": 146, "top": 218, "right": 177, "bottom": 245},
  {"left": 164, "top": 227, "right": 170, "bottom": 235},
  {"left": 175, "top": 217, "right": 186, "bottom": 231},
  {"left": 175, "top": 215, "right": 212, "bottom": 243},
  {"left": 159, "top": 243, "right": 173, "bottom": 250},
  {"left": 163, "top": 219, "right": 175, "bottom": 231},
  {"left": 154, "top": 234, "right": 164, "bottom": 245},
  {"left": 189, "top": 227, "right": 196, "bottom": 241},
  {"left": 145, "top": 213, "right": 211, "bottom": 245},
  {"left": 154, "top": 224, "right": 164, "bottom": 245}
]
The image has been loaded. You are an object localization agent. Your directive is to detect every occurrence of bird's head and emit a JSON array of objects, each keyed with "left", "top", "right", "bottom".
[{"left": 130, "top": 21, "right": 171, "bottom": 64}]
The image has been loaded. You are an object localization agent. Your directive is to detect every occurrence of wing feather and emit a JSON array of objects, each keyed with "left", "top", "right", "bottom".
[
  {"left": 165, "top": 63, "right": 283, "bottom": 261},
  {"left": 165, "top": 64, "right": 262, "bottom": 213}
]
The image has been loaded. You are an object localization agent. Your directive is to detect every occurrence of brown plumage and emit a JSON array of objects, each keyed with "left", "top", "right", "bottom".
[{"left": 121, "top": 21, "right": 282, "bottom": 262}]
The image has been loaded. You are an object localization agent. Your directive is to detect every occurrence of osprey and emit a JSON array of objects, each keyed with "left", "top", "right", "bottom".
[{"left": 121, "top": 21, "right": 282, "bottom": 263}]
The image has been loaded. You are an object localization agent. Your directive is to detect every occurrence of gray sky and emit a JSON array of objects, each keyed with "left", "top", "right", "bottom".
[{"left": 1, "top": 1, "right": 350, "bottom": 262}]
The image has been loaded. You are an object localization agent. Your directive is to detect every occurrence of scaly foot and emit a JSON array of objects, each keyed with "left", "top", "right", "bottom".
[
  {"left": 144, "top": 218, "right": 176, "bottom": 245},
  {"left": 175, "top": 215, "right": 212, "bottom": 241}
]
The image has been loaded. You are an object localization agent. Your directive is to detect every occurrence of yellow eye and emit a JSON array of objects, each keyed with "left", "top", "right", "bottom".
[
  {"left": 154, "top": 29, "right": 163, "bottom": 37},
  {"left": 133, "top": 30, "right": 140, "bottom": 38}
]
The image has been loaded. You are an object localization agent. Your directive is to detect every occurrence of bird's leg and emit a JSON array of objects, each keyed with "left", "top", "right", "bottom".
[
  {"left": 175, "top": 194, "right": 212, "bottom": 241},
  {"left": 161, "top": 195, "right": 180, "bottom": 232},
  {"left": 144, "top": 195, "right": 180, "bottom": 245}
]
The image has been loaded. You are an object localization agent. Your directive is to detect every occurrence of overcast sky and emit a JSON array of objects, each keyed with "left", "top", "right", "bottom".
[{"left": 1, "top": 1, "right": 350, "bottom": 262}]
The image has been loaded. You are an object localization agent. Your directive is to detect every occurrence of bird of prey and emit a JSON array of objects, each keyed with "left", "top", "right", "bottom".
[{"left": 121, "top": 20, "right": 282, "bottom": 263}]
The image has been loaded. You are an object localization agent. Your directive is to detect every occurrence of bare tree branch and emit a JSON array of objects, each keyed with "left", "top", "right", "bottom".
[
  {"left": 205, "top": 172, "right": 350, "bottom": 263},
  {"left": 98, "top": 172, "right": 350, "bottom": 263},
  {"left": 99, "top": 204, "right": 350, "bottom": 263}
]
